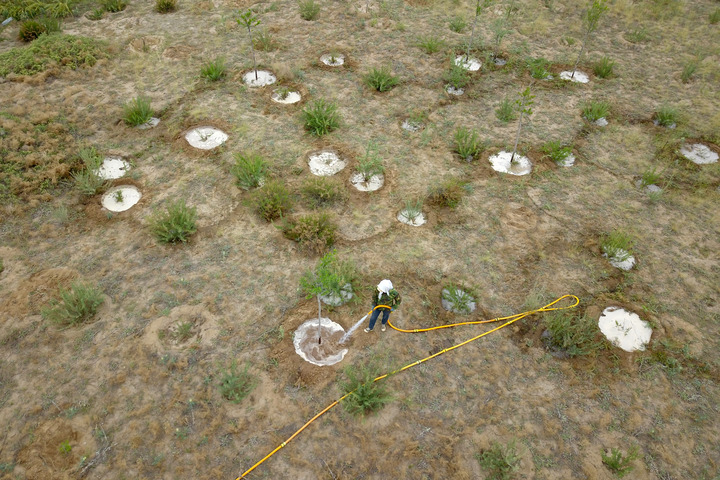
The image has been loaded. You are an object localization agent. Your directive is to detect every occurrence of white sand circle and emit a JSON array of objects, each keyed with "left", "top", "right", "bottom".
[
  {"left": 271, "top": 89, "right": 302, "bottom": 104},
  {"left": 184, "top": 127, "right": 228, "bottom": 150},
  {"left": 598, "top": 307, "right": 652, "bottom": 352},
  {"left": 243, "top": 70, "right": 276, "bottom": 87},
  {"left": 95, "top": 157, "right": 131, "bottom": 180},
  {"left": 489, "top": 151, "right": 533, "bottom": 176},
  {"left": 603, "top": 249, "right": 636, "bottom": 271},
  {"left": 402, "top": 120, "right": 423, "bottom": 132},
  {"left": 558, "top": 153, "right": 576, "bottom": 167},
  {"left": 101, "top": 185, "right": 141, "bottom": 212},
  {"left": 454, "top": 55, "right": 481, "bottom": 71},
  {"left": 319, "top": 284, "right": 354, "bottom": 306},
  {"left": 350, "top": 172, "right": 384, "bottom": 192},
  {"left": 294, "top": 318, "right": 348, "bottom": 366},
  {"left": 441, "top": 288, "right": 477, "bottom": 314},
  {"left": 397, "top": 210, "right": 426, "bottom": 226},
  {"left": 594, "top": 117, "right": 608, "bottom": 127},
  {"left": 680, "top": 143, "right": 718, "bottom": 165},
  {"left": 446, "top": 86, "right": 464, "bottom": 96},
  {"left": 560, "top": 70, "right": 589, "bottom": 83},
  {"left": 138, "top": 117, "right": 160, "bottom": 130},
  {"left": 320, "top": 53, "right": 345, "bottom": 66},
  {"left": 308, "top": 151, "right": 347, "bottom": 176}
]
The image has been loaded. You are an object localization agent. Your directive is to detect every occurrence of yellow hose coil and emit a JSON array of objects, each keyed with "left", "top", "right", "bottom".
[{"left": 236, "top": 294, "right": 579, "bottom": 479}]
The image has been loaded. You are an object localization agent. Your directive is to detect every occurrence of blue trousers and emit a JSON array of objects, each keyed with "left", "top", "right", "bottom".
[{"left": 368, "top": 308, "right": 390, "bottom": 330}]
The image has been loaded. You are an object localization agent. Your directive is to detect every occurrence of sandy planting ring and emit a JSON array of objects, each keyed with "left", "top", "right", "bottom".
[
  {"left": 101, "top": 185, "right": 141, "bottom": 212},
  {"left": 680, "top": 143, "right": 718, "bottom": 165},
  {"left": 320, "top": 53, "right": 345, "bottom": 66},
  {"left": 294, "top": 318, "right": 348, "bottom": 366},
  {"left": 446, "top": 86, "right": 464, "bottom": 96},
  {"left": 603, "top": 249, "right": 636, "bottom": 271},
  {"left": 243, "top": 70, "right": 276, "bottom": 87},
  {"left": 319, "top": 283, "right": 354, "bottom": 306},
  {"left": 308, "top": 151, "right": 347, "bottom": 176},
  {"left": 271, "top": 89, "right": 302, "bottom": 104},
  {"left": 184, "top": 126, "right": 228, "bottom": 150},
  {"left": 138, "top": 117, "right": 160, "bottom": 130},
  {"left": 95, "top": 157, "right": 130, "bottom": 180},
  {"left": 441, "top": 287, "right": 477, "bottom": 314},
  {"left": 489, "top": 151, "right": 532, "bottom": 176},
  {"left": 598, "top": 307, "right": 652, "bottom": 352},
  {"left": 350, "top": 172, "right": 384, "bottom": 192},
  {"left": 397, "top": 209, "right": 426, "bottom": 226},
  {"left": 402, "top": 119, "right": 423, "bottom": 132},
  {"left": 560, "top": 70, "right": 589, "bottom": 83},
  {"left": 454, "top": 55, "right": 481, "bottom": 71}
]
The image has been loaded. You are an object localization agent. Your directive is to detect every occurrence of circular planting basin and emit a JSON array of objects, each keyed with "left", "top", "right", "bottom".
[
  {"left": 603, "top": 249, "right": 636, "bottom": 271},
  {"left": 101, "top": 185, "right": 141, "bottom": 212},
  {"left": 679, "top": 143, "right": 718, "bottom": 165},
  {"left": 401, "top": 119, "right": 424, "bottom": 132},
  {"left": 318, "top": 284, "right": 354, "bottom": 307},
  {"left": 397, "top": 209, "right": 426, "bottom": 226},
  {"left": 95, "top": 157, "right": 131, "bottom": 180},
  {"left": 559, "top": 70, "right": 589, "bottom": 83},
  {"left": 350, "top": 172, "right": 384, "bottom": 192},
  {"left": 489, "top": 151, "right": 533, "bottom": 176},
  {"left": 243, "top": 70, "right": 276, "bottom": 87},
  {"left": 320, "top": 53, "right": 345, "bottom": 66},
  {"left": 294, "top": 318, "right": 348, "bottom": 366},
  {"left": 454, "top": 55, "right": 481, "bottom": 71},
  {"left": 594, "top": 117, "right": 609, "bottom": 127},
  {"left": 446, "top": 85, "right": 464, "bottom": 96},
  {"left": 558, "top": 153, "right": 576, "bottom": 167},
  {"left": 308, "top": 151, "right": 347, "bottom": 176},
  {"left": 184, "top": 126, "right": 228, "bottom": 150},
  {"left": 137, "top": 117, "right": 160, "bottom": 130},
  {"left": 271, "top": 89, "right": 302, "bottom": 104},
  {"left": 598, "top": 306, "right": 652, "bottom": 352},
  {"left": 441, "top": 287, "right": 476, "bottom": 314}
]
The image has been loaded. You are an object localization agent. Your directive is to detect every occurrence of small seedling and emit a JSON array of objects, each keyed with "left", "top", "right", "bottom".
[
  {"left": 252, "top": 180, "right": 292, "bottom": 221},
  {"left": 490, "top": 2, "right": 515, "bottom": 57},
  {"left": 570, "top": 0, "right": 608, "bottom": 79},
  {"left": 710, "top": 8, "right": 720, "bottom": 24},
  {"left": 276, "top": 86, "right": 291, "bottom": 100},
  {"left": 41, "top": 282, "right": 104, "bottom": 326},
  {"left": 402, "top": 199, "right": 423, "bottom": 223},
  {"left": 236, "top": 9, "right": 261, "bottom": 81},
  {"left": 448, "top": 15, "right": 466, "bottom": 33},
  {"left": 476, "top": 440, "right": 520, "bottom": 480},
  {"left": 655, "top": 105, "right": 678, "bottom": 127},
  {"left": 416, "top": 35, "right": 444, "bottom": 54},
  {"left": 442, "top": 285, "right": 475, "bottom": 313},
  {"left": 340, "top": 361, "right": 393, "bottom": 416},
  {"left": 544, "top": 310, "right": 604, "bottom": 356},
  {"left": 640, "top": 166, "right": 661, "bottom": 187},
  {"left": 103, "top": 0, "right": 127, "bottom": 13},
  {"left": 301, "top": 177, "right": 346, "bottom": 207},
  {"left": 174, "top": 321, "right": 193, "bottom": 341},
  {"left": 219, "top": 361, "right": 256, "bottom": 403},
  {"left": 231, "top": 152, "right": 268, "bottom": 190},
  {"left": 253, "top": 28, "right": 279, "bottom": 51},
  {"left": 593, "top": 56, "right": 614, "bottom": 78},
  {"left": 122, "top": 96, "right": 154, "bottom": 127},
  {"left": 600, "top": 229, "right": 634, "bottom": 262},
  {"left": 364, "top": 66, "right": 399, "bottom": 92},
  {"left": 444, "top": 61, "right": 471, "bottom": 90},
  {"left": 582, "top": 100, "right": 609, "bottom": 122},
  {"left": 59, "top": 440, "right": 72, "bottom": 455},
  {"left": 302, "top": 99, "right": 341, "bottom": 136},
  {"left": 680, "top": 60, "right": 697, "bottom": 83},
  {"left": 601, "top": 446, "right": 639, "bottom": 477},
  {"left": 526, "top": 56, "right": 551, "bottom": 79},
  {"left": 156, "top": 0, "right": 177, "bottom": 13},
  {"left": 510, "top": 86, "right": 535, "bottom": 163},
  {"left": 298, "top": 0, "right": 320, "bottom": 20},
  {"left": 453, "top": 126, "right": 484, "bottom": 160},
  {"left": 87, "top": 8, "right": 105, "bottom": 20},
  {"left": 464, "top": 0, "right": 493, "bottom": 62},
  {"left": 113, "top": 190, "right": 124, "bottom": 203},
  {"left": 624, "top": 26, "right": 649, "bottom": 43},
  {"left": 149, "top": 199, "right": 198, "bottom": 243},
  {"left": 200, "top": 57, "right": 226, "bottom": 81},
  {"left": 541, "top": 140, "right": 573, "bottom": 164},
  {"left": 495, "top": 97, "right": 516, "bottom": 122},
  {"left": 357, "top": 142, "right": 384, "bottom": 181}
]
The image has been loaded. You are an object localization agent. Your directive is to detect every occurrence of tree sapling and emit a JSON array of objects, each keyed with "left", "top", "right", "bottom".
[
  {"left": 570, "top": 0, "right": 608, "bottom": 79},
  {"left": 237, "top": 9, "right": 261, "bottom": 81},
  {"left": 464, "top": 0, "right": 493, "bottom": 63},
  {"left": 510, "top": 86, "right": 535, "bottom": 163}
]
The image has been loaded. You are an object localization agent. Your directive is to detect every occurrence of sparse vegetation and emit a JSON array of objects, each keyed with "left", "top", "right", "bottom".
[
  {"left": 219, "top": 361, "right": 256, "bottom": 403},
  {"left": 640, "top": 167, "right": 661, "bottom": 187},
  {"left": 282, "top": 212, "right": 337, "bottom": 254},
  {"left": 149, "top": 199, "right": 198, "bottom": 244},
  {"left": 543, "top": 311, "right": 605, "bottom": 357},
  {"left": 301, "top": 177, "right": 346, "bottom": 207},
  {"left": 252, "top": 180, "right": 292, "bottom": 221},
  {"left": 416, "top": 35, "right": 444, "bottom": 54},
  {"left": 601, "top": 446, "right": 639, "bottom": 477},
  {"left": 453, "top": 126, "right": 485, "bottom": 160},
  {"left": 654, "top": 105, "right": 678, "bottom": 127},
  {"left": 253, "top": 28, "right": 280, "bottom": 51},
  {"left": 624, "top": 26, "right": 649, "bottom": 43},
  {"left": 72, "top": 147, "right": 107, "bottom": 196},
  {"left": 302, "top": 99, "right": 341, "bottom": 136},
  {"left": 526, "top": 56, "right": 551, "bottom": 79},
  {"left": 231, "top": 152, "right": 268, "bottom": 190},
  {"left": 122, "top": 96, "right": 154, "bottom": 127},
  {"left": 0, "top": 33, "right": 107, "bottom": 77},
  {"left": 600, "top": 229, "right": 634, "bottom": 261},
  {"left": 476, "top": 440, "right": 520, "bottom": 480},
  {"left": 102, "top": 0, "right": 127, "bottom": 13},
  {"left": 448, "top": 15, "right": 466, "bottom": 33},
  {"left": 298, "top": 0, "right": 320, "bottom": 20},
  {"left": 710, "top": 8, "right": 720, "bottom": 25},
  {"left": 495, "top": 97, "right": 516, "bottom": 122},
  {"left": 427, "top": 177, "right": 470, "bottom": 208},
  {"left": 356, "top": 142, "right": 385, "bottom": 181},
  {"left": 155, "top": 0, "right": 176, "bottom": 13},
  {"left": 200, "top": 57, "right": 226, "bottom": 81},
  {"left": 41, "top": 282, "right": 104, "bottom": 326},
  {"left": 593, "top": 56, "right": 615, "bottom": 78},
  {"left": 340, "top": 362, "right": 393, "bottom": 417},
  {"left": 582, "top": 100, "right": 609, "bottom": 122},
  {"left": 680, "top": 59, "right": 697, "bottom": 83},
  {"left": 541, "top": 140, "right": 573, "bottom": 165},
  {"left": 364, "top": 66, "right": 400, "bottom": 92},
  {"left": 444, "top": 61, "right": 472, "bottom": 90},
  {"left": 569, "top": 0, "right": 608, "bottom": 79}
]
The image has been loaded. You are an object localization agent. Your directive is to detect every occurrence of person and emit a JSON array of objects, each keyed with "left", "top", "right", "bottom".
[{"left": 364, "top": 279, "right": 401, "bottom": 333}]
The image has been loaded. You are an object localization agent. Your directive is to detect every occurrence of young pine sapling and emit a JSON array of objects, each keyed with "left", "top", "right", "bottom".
[
  {"left": 237, "top": 9, "right": 261, "bottom": 81},
  {"left": 491, "top": 1, "right": 516, "bottom": 58},
  {"left": 465, "top": 0, "right": 493, "bottom": 63},
  {"left": 511, "top": 86, "right": 535, "bottom": 163},
  {"left": 571, "top": 0, "right": 608, "bottom": 79}
]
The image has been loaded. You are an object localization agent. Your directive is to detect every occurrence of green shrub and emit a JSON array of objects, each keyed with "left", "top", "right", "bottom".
[
  {"left": 150, "top": 199, "right": 198, "bottom": 243},
  {"left": 340, "top": 362, "right": 392, "bottom": 417},
  {"left": 41, "top": 281, "right": 104, "bottom": 326},
  {"left": 200, "top": 57, "right": 226, "bottom": 81},
  {"left": 444, "top": 62, "right": 471, "bottom": 89},
  {"left": 526, "top": 57, "right": 551, "bottom": 79},
  {"left": 495, "top": 98, "right": 516, "bottom": 123},
  {"left": 18, "top": 20, "right": 47, "bottom": 42},
  {"left": 302, "top": 99, "right": 341, "bottom": 136},
  {"left": 601, "top": 446, "right": 639, "bottom": 477},
  {"left": 541, "top": 140, "right": 573, "bottom": 164},
  {"left": 582, "top": 100, "right": 609, "bottom": 122},
  {"left": 231, "top": 152, "right": 268, "bottom": 190},
  {"left": 593, "top": 56, "right": 615, "bottom": 78},
  {"left": 654, "top": 105, "right": 678, "bottom": 127},
  {"left": 356, "top": 143, "right": 384, "bottom": 181},
  {"left": 442, "top": 284, "right": 475, "bottom": 313},
  {"left": 282, "top": 213, "right": 337, "bottom": 254},
  {"left": 544, "top": 311, "right": 604, "bottom": 357},
  {"left": 301, "top": 177, "right": 346, "bottom": 207},
  {"left": 122, "top": 96, "right": 153, "bottom": 127},
  {"left": 300, "top": 249, "right": 357, "bottom": 300},
  {"left": 155, "top": 0, "right": 176, "bottom": 13},
  {"left": 427, "top": 177, "right": 469, "bottom": 208},
  {"left": 416, "top": 35, "right": 444, "bottom": 54},
  {"left": 476, "top": 440, "right": 520, "bottom": 480},
  {"left": 680, "top": 60, "right": 697, "bottom": 83},
  {"left": 298, "top": 0, "right": 320, "bottom": 20},
  {"left": 448, "top": 15, "right": 466, "bottom": 33},
  {"left": 253, "top": 180, "right": 292, "bottom": 221},
  {"left": 710, "top": 8, "right": 720, "bottom": 24},
  {"left": 600, "top": 229, "right": 634, "bottom": 261},
  {"left": 219, "top": 361, "right": 256, "bottom": 403},
  {"left": 253, "top": 28, "right": 279, "bottom": 51},
  {"left": 364, "top": 66, "right": 399, "bottom": 92},
  {"left": 102, "top": 0, "right": 127, "bottom": 13},
  {"left": 72, "top": 147, "right": 106, "bottom": 196},
  {"left": 453, "top": 126, "right": 484, "bottom": 160},
  {"left": 640, "top": 167, "right": 661, "bottom": 187}
]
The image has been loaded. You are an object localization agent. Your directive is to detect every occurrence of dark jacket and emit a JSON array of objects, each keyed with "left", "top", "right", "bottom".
[{"left": 372, "top": 289, "right": 401, "bottom": 310}]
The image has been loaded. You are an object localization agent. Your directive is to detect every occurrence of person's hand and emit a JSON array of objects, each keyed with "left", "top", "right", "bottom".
[{"left": 391, "top": 308, "right": 395, "bottom": 311}]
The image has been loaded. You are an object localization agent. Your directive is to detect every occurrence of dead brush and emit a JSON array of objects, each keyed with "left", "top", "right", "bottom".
[{"left": 427, "top": 177, "right": 470, "bottom": 208}]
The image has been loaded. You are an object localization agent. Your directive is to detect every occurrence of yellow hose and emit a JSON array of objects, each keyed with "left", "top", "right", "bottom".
[{"left": 235, "top": 294, "right": 579, "bottom": 479}]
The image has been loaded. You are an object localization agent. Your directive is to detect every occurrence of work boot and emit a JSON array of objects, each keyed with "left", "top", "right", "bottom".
[
  {"left": 364, "top": 328, "right": 372, "bottom": 333},
  {"left": 381, "top": 325, "right": 386, "bottom": 332}
]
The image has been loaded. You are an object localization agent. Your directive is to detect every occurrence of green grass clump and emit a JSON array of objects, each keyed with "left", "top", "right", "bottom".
[
  {"left": 340, "top": 363, "right": 393, "bottom": 417},
  {"left": 593, "top": 56, "right": 615, "bottom": 78},
  {"left": 495, "top": 98, "right": 516, "bottom": 123},
  {"left": 302, "top": 99, "right": 340, "bottom": 136},
  {"left": 427, "top": 177, "right": 470, "bottom": 208},
  {"left": 401, "top": 198, "right": 423, "bottom": 223},
  {"left": 231, "top": 152, "right": 268, "bottom": 190},
  {"left": 301, "top": 177, "right": 347, "bottom": 207},
  {"left": 356, "top": 143, "right": 384, "bottom": 181},
  {"left": 582, "top": 100, "right": 609, "bottom": 122},
  {"left": 0, "top": 34, "right": 107, "bottom": 77},
  {"left": 282, "top": 213, "right": 337, "bottom": 254},
  {"left": 86, "top": 8, "right": 104, "bottom": 20},
  {"left": 41, "top": 281, "right": 104, "bottom": 326},
  {"left": 253, "top": 28, "right": 279, "bottom": 51},
  {"left": 0, "top": 0, "right": 80, "bottom": 19},
  {"left": 453, "top": 126, "right": 485, "bottom": 160},
  {"left": 680, "top": 60, "right": 697, "bottom": 83},
  {"left": 600, "top": 229, "right": 634, "bottom": 261},
  {"left": 253, "top": 180, "right": 292, "bottom": 221},
  {"left": 654, "top": 105, "right": 678, "bottom": 127},
  {"left": 544, "top": 311, "right": 605, "bottom": 357},
  {"left": 541, "top": 140, "right": 573, "bottom": 164},
  {"left": 72, "top": 147, "right": 106, "bottom": 196},
  {"left": 298, "top": 0, "right": 320, "bottom": 20},
  {"left": 442, "top": 284, "right": 475, "bottom": 313},
  {"left": 122, "top": 96, "right": 153, "bottom": 127},
  {"left": 476, "top": 440, "right": 520, "bottom": 480},
  {"left": 102, "top": 0, "right": 127, "bottom": 13},
  {"left": 640, "top": 167, "right": 661, "bottom": 187},
  {"left": 364, "top": 66, "right": 399, "bottom": 92},
  {"left": 448, "top": 15, "right": 466, "bottom": 33},
  {"left": 155, "top": 0, "right": 176, "bottom": 13},
  {"left": 601, "top": 446, "right": 639, "bottom": 477},
  {"left": 150, "top": 199, "right": 198, "bottom": 243},
  {"left": 624, "top": 26, "right": 649, "bottom": 43},
  {"left": 200, "top": 57, "right": 226, "bottom": 81},
  {"left": 18, "top": 20, "right": 48, "bottom": 42},
  {"left": 526, "top": 56, "right": 551, "bottom": 79},
  {"left": 0, "top": 258, "right": 4, "bottom": 274},
  {"left": 709, "top": 8, "right": 720, "bottom": 24},
  {"left": 416, "top": 35, "right": 444, "bottom": 54},
  {"left": 219, "top": 361, "right": 256, "bottom": 403},
  {"left": 444, "top": 61, "right": 471, "bottom": 89}
]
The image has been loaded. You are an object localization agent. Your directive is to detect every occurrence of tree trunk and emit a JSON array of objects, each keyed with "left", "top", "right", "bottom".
[
  {"left": 511, "top": 111, "right": 524, "bottom": 163},
  {"left": 465, "top": 5, "right": 479, "bottom": 62},
  {"left": 571, "top": 30, "right": 590, "bottom": 79},
  {"left": 317, "top": 295, "right": 322, "bottom": 344},
  {"left": 247, "top": 26, "right": 258, "bottom": 80}
]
